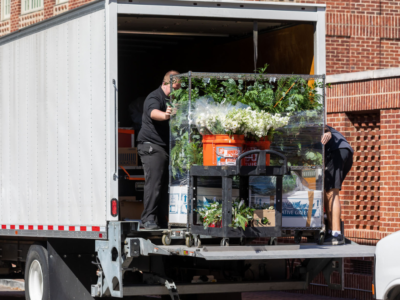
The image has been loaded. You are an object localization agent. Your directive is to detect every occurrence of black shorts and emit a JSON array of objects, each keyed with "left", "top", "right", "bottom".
[{"left": 325, "top": 149, "right": 353, "bottom": 191}]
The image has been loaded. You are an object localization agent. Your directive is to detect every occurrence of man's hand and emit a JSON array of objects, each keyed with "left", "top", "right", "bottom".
[
  {"left": 321, "top": 132, "right": 332, "bottom": 145},
  {"left": 150, "top": 107, "right": 172, "bottom": 121},
  {"left": 165, "top": 106, "right": 172, "bottom": 119}
]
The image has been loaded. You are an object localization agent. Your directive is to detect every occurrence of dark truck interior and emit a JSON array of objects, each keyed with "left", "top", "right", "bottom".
[{"left": 116, "top": 15, "right": 315, "bottom": 221}]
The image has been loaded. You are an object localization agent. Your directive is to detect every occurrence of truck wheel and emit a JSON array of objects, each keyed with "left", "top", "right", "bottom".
[{"left": 25, "top": 245, "right": 50, "bottom": 300}]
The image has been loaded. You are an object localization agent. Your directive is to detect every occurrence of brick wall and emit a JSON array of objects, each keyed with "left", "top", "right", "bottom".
[
  {"left": 9, "top": 0, "right": 21, "bottom": 32},
  {"left": 326, "top": 112, "right": 384, "bottom": 244},
  {"left": 379, "top": 109, "right": 400, "bottom": 234},
  {"left": 327, "top": 77, "right": 400, "bottom": 112}
]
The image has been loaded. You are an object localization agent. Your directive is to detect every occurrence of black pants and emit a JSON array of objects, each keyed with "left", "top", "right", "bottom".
[
  {"left": 325, "top": 149, "right": 353, "bottom": 191},
  {"left": 138, "top": 143, "right": 169, "bottom": 224}
]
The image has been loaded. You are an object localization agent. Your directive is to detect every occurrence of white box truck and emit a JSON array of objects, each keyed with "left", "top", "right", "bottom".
[{"left": 0, "top": 0, "right": 375, "bottom": 299}]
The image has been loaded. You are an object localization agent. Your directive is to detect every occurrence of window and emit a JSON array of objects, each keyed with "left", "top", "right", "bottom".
[
  {"left": 1, "top": 0, "right": 11, "bottom": 20},
  {"left": 21, "top": 0, "right": 43, "bottom": 14},
  {"left": 56, "top": 0, "right": 68, "bottom": 5}
]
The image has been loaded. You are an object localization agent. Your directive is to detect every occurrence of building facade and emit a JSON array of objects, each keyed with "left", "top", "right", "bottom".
[{"left": 0, "top": 0, "right": 399, "bottom": 299}]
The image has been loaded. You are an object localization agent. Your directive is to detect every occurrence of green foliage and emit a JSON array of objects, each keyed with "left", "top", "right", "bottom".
[
  {"left": 196, "top": 202, "right": 223, "bottom": 229},
  {"left": 169, "top": 100, "right": 203, "bottom": 178},
  {"left": 230, "top": 200, "right": 255, "bottom": 230},
  {"left": 170, "top": 131, "right": 203, "bottom": 178},
  {"left": 196, "top": 199, "right": 255, "bottom": 230},
  {"left": 170, "top": 64, "right": 325, "bottom": 114},
  {"left": 272, "top": 110, "right": 324, "bottom": 167},
  {"left": 261, "top": 217, "right": 269, "bottom": 225},
  {"left": 169, "top": 65, "right": 327, "bottom": 173}
]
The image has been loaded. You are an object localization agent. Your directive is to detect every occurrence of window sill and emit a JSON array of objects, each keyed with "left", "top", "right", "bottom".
[
  {"left": 54, "top": 2, "right": 69, "bottom": 16},
  {"left": 20, "top": 7, "right": 44, "bottom": 16}
]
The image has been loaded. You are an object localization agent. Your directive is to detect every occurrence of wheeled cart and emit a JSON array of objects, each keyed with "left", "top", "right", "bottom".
[
  {"left": 168, "top": 72, "right": 327, "bottom": 246},
  {"left": 190, "top": 149, "right": 289, "bottom": 246}
]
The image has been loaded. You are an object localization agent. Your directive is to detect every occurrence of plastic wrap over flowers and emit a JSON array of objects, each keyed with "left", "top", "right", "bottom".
[
  {"left": 192, "top": 97, "right": 290, "bottom": 138},
  {"left": 270, "top": 110, "right": 324, "bottom": 167}
]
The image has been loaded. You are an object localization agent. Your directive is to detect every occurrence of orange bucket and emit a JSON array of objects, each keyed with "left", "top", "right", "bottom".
[
  {"left": 203, "top": 134, "right": 245, "bottom": 166},
  {"left": 243, "top": 137, "right": 271, "bottom": 166}
]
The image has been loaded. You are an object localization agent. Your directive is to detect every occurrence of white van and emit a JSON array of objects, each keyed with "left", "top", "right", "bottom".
[{"left": 374, "top": 231, "right": 400, "bottom": 300}]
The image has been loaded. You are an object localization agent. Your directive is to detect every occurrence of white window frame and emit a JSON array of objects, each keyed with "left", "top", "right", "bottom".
[
  {"left": 1, "top": 0, "right": 11, "bottom": 21},
  {"left": 55, "top": 0, "right": 68, "bottom": 5},
  {"left": 21, "top": 0, "right": 43, "bottom": 15}
]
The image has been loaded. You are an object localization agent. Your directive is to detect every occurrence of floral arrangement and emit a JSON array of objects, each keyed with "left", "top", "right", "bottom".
[
  {"left": 196, "top": 202, "right": 223, "bottom": 229},
  {"left": 192, "top": 99, "right": 290, "bottom": 139}
]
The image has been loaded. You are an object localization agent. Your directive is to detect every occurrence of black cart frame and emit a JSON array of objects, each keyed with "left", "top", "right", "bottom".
[{"left": 189, "top": 150, "right": 291, "bottom": 238}]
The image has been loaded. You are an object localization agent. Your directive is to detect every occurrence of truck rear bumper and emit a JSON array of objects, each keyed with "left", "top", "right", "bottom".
[
  {"left": 127, "top": 238, "right": 376, "bottom": 260},
  {"left": 123, "top": 281, "right": 307, "bottom": 296}
]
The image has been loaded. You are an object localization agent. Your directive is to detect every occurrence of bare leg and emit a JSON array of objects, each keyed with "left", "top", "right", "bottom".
[
  {"left": 326, "top": 189, "right": 341, "bottom": 232},
  {"left": 324, "top": 191, "right": 332, "bottom": 231}
]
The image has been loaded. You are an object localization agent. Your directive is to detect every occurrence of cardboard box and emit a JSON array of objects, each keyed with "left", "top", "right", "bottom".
[
  {"left": 281, "top": 190, "right": 322, "bottom": 228},
  {"left": 119, "top": 196, "right": 143, "bottom": 220},
  {"left": 253, "top": 209, "right": 275, "bottom": 227},
  {"left": 119, "top": 148, "right": 138, "bottom": 166},
  {"left": 249, "top": 175, "right": 323, "bottom": 228}
]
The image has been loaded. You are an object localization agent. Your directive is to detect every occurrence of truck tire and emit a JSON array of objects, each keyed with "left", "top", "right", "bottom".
[{"left": 25, "top": 245, "right": 50, "bottom": 300}]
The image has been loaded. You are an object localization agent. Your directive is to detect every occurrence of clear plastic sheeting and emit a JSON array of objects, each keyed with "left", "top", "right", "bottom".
[
  {"left": 270, "top": 109, "right": 324, "bottom": 167},
  {"left": 249, "top": 169, "right": 323, "bottom": 228},
  {"left": 168, "top": 72, "right": 326, "bottom": 227}
]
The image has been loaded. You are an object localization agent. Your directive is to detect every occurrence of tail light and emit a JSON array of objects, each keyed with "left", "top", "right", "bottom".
[{"left": 111, "top": 198, "right": 119, "bottom": 217}]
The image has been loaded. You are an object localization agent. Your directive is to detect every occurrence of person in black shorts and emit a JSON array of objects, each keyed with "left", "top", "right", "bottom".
[
  {"left": 137, "top": 71, "right": 180, "bottom": 229},
  {"left": 321, "top": 125, "right": 354, "bottom": 245}
]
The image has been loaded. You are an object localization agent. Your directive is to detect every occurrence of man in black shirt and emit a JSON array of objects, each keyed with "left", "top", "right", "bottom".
[
  {"left": 321, "top": 125, "right": 354, "bottom": 245},
  {"left": 137, "top": 70, "right": 180, "bottom": 229}
]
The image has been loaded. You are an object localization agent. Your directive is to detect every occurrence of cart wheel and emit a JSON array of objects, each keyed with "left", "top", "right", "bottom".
[
  {"left": 162, "top": 234, "right": 171, "bottom": 246},
  {"left": 195, "top": 238, "right": 202, "bottom": 248},
  {"left": 306, "top": 236, "right": 316, "bottom": 243},
  {"left": 185, "top": 236, "right": 193, "bottom": 247},
  {"left": 294, "top": 231, "right": 302, "bottom": 244},
  {"left": 220, "top": 238, "right": 229, "bottom": 246},
  {"left": 268, "top": 237, "right": 278, "bottom": 245},
  {"left": 318, "top": 233, "right": 325, "bottom": 245}
]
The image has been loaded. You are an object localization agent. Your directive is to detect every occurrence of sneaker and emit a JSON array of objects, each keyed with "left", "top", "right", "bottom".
[
  {"left": 142, "top": 220, "right": 160, "bottom": 230},
  {"left": 324, "top": 234, "right": 344, "bottom": 245}
]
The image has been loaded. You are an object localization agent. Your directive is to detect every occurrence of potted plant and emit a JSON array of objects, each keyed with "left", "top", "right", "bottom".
[
  {"left": 196, "top": 203, "right": 223, "bottom": 229},
  {"left": 230, "top": 199, "right": 255, "bottom": 230},
  {"left": 196, "top": 200, "right": 256, "bottom": 230}
]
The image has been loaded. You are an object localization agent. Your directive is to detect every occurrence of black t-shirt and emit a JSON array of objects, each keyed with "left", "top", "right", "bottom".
[
  {"left": 325, "top": 125, "right": 354, "bottom": 154},
  {"left": 137, "top": 86, "right": 169, "bottom": 147}
]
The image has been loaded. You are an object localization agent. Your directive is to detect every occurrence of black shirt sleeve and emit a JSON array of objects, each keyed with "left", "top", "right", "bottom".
[
  {"left": 325, "top": 125, "right": 332, "bottom": 133},
  {"left": 145, "top": 97, "right": 162, "bottom": 118}
]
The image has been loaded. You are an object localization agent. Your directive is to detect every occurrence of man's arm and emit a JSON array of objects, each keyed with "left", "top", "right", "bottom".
[
  {"left": 146, "top": 97, "right": 172, "bottom": 121},
  {"left": 151, "top": 107, "right": 172, "bottom": 121},
  {"left": 321, "top": 125, "right": 332, "bottom": 145}
]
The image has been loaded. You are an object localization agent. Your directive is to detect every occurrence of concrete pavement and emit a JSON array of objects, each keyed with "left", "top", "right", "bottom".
[{"left": 0, "top": 285, "right": 25, "bottom": 300}]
